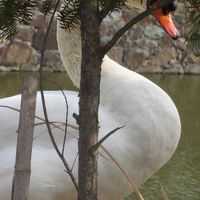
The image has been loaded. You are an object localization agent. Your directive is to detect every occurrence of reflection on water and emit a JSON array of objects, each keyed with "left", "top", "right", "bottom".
[
  {"left": 0, "top": 72, "right": 76, "bottom": 98},
  {"left": 0, "top": 72, "right": 199, "bottom": 200}
]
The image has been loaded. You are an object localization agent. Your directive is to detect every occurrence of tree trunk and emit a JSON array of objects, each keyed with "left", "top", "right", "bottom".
[
  {"left": 12, "top": 76, "right": 38, "bottom": 200},
  {"left": 78, "top": 0, "right": 102, "bottom": 200}
]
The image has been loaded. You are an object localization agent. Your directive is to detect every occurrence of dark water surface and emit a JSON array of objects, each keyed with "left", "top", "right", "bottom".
[
  {"left": 0, "top": 72, "right": 199, "bottom": 200},
  {"left": 0, "top": 72, "right": 76, "bottom": 98}
]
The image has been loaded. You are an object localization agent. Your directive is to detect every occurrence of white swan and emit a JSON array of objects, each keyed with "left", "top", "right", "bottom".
[{"left": 0, "top": 1, "right": 181, "bottom": 200}]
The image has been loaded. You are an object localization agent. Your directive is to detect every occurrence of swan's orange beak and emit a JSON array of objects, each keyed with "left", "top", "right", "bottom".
[{"left": 152, "top": 8, "right": 180, "bottom": 39}]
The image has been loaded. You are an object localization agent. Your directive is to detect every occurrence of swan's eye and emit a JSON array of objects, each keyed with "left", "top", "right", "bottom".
[
  {"left": 162, "top": 1, "right": 177, "bottom": 15},
  {"left": 168, "top": 1, "right": 177, "bottom": 12}
]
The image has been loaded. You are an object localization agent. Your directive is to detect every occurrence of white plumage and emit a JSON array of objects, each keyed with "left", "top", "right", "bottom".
[{"left": 0, "top": 4, "right": 181, "bottom": 199}]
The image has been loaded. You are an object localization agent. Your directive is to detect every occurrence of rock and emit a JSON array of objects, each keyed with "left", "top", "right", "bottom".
[
  {"left": 0, "top": 65, "right": 12, "bottom": 71},
  {"left": 174, "top": 37, "right": 186, "bottom": 51},
  {"left": 0, "top": 46, "right": 5, "bottom": 62},
  {"left": 139, "top": 15, "right": 154, "bottom": 27},
  {"left": 126, "top": 49, "right": 145, "bottom": 69},
  {"left": 138, "top": 64, "right": 163, "bottom": 73},
  {"left": 129, "top": 27, "right": 144, "bottom": 40},
  {"left": 163, "top": 63, "right": 184, "bottom": 74},
  {"left": 150, "top": 48, "right": 176, "bottom": 68},
  {"left": 122, "top": 8, "right": 140, "bottom": 23},
  {"left": 100, "top": 36, "right": 113, "bottom": 47},
  {"left": 28, "top": 51, "right": 41, "bottom": 70},
  {"left": 32, "top": 29, "right": 46, "bottom": 50},
  {"left": 16, "top": 26, "right": 35, "bottom": 43},
  {"left": 184, "top": 64, "right": 200, "bottom": 74},
  {"left": 144, "top": 25, "right": 165, "bottom": 40},
  {"left": 104, "top": 11, "right": 125, "bottom": 32},
  {"left": 42, "top": 50, "right": 64, "bottom": 71},
  {"left": 0, "top": 37, "right": 6, "bottom": 47},
  {"left": 144, "top": 39, "right": 159, "bottom": 49},
  {"left": 100, "top": 23, "right": 108, "bottom": 37},
  {"left": 32, "top": 26, "right": 57, "bottom": 51},
  {"left": 185, "top": 53, "right": 200, "bottom": 64},
  {"left": 31, "top": 14, "right": 50, "bottom": 29},
  {"left": 0, "top": 0, "right": 199, "bottom": 74},
  {"left": 108, "top": 46, "right": 124, "bottom": 65},
  {"left": 2, "top": 41, "right": 32, "bottom": 68},
  {"left": 159, "top": 38, "right": 171, "bottom": 49}
]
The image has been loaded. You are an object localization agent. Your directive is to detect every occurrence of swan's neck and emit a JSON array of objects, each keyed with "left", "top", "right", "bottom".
[{"left": 57, "top": 25, "right": 82, "bottom": 88}]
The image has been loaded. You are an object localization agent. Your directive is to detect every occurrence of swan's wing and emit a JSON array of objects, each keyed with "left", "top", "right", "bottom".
[{"left": 0, "top": 91, "right": 80, "bottom": 200}]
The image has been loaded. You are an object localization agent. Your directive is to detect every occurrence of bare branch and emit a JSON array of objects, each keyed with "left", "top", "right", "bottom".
[
  {"left": 38, "top": 0, "right": 78, "bottom": 191},
  {"left": 59, "top": 89, "right": 69, "bottom": 156},
  {"left": 52, "top": 85, "right": 69, "bottom": 156},
  {"left": 90, "top": 125, "right": 125, "bottom": 153},
  {"left": 70, "top": 152, "right": 79, "bottom": 172},
  {"left": 101, "top": 8, "right": 152, "bottom": 55},
  {"left": 34, "top": 121, "right": 67, "bottom": 127},
  {"left": 101, "top": 0, "right": 176, "bottom": 55},
  {"left": 0, "top": 105, "right": 78, "bottom": 134},
  {"left": 48, "top": 82, "right": 70, "bottom": 155}
]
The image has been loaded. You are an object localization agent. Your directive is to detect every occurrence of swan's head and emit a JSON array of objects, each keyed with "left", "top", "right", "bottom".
[{"left": 150, "top": 0, "right": 180, "bottom": 39}]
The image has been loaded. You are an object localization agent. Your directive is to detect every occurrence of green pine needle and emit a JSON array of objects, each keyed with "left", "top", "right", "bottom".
[
  {"left": 57, "top": 0, "right": 80, "bottom": 32},
  {"left": 187, "top": 0, "right": 200, "bottom": 55},
  {"left": 0, "top": 0, "right": 37, "bottom": 39},
  {"left": 39, "top": 0, "right": 58, "bottom": 17},
  {"left": 0, "top": 0, "right": 128, "bottom": 38}
]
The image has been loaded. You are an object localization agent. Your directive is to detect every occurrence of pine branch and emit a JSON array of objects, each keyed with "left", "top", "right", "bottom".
[
  {"left": 0, "top": 0, "right": 129, "bottom": 38},
  {"left": 0, "top": 0, "right": 37, "bottom": 39},
  {"left": 188, "top": 0, "right": 200, "bottom": 11},
  {"left": 98, "top": 0, "right": 127, "bottom": 22},
  {"left": 57, "top": 0, "right": 128, "bottom": 31},
  {"left": 39, "top": 0, "right": 58, "bottom": 17},
  {"left": 57, "top": 0, "right": 80, "bottom": 32},
  {"left": 186, "top": 0, "right": 200, "bottom": 55},
  {"left": 187, "top": 32, "right": 200, "bottom": 56}
]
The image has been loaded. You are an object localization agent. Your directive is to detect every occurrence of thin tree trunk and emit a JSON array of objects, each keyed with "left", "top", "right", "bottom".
[
  {"left": 78, "top": 0, "right": 102, "bottom": 199},
  {"left": 12, "top": 76, "right": 38, "bottom": 200}
]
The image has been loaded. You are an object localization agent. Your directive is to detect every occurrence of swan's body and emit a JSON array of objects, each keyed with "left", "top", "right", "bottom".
[{"left": 0, "top": 1, "right": 181, "bottom": 199}]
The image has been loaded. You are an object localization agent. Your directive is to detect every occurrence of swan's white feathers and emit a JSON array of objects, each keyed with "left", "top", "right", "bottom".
[
  {"left": 0, "top": 4, "right": 181, "bottom": 199},
  {"left": 0, "top": 69, "right": 181, "bottom": 200}
]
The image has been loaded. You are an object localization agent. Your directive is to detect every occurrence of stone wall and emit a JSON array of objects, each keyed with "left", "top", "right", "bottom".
[
  {"left": 0, "top": 10, "right": 63, "bottom": 72},
  {"left": 0, "top": 2, "right": 199, "bottom": 74}
]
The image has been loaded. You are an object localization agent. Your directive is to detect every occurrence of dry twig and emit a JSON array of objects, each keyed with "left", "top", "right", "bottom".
[
  {"left": 90, "top": 125, "right": 125, "bottom": 153},
  {"left": 38, "top": 0, "right": 78, "bottom": 191}
]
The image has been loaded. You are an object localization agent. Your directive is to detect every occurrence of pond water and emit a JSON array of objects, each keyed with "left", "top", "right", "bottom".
[{"left": 0, "top": 72, "right": 199, "bottom": 200}]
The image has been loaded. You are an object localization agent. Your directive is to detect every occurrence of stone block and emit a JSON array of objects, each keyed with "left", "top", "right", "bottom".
[
  {"left": 126, "top": 49, "right": 145, "bottom": 69},
  {"left": 184, "top": 64, "right": 200, "bottom": 74},
  {"left": 16, "top": 26, "right": 35, "bottom": 43},
  {"left": 1, "top": 41, "right": 32, "bottom": 67},
  {"left": 107, "top": 46, "right": 124, "bottom": 65}
]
